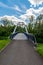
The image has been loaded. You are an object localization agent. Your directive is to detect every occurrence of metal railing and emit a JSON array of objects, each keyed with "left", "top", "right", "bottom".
[{"left": 24, "top": 32, "right": 37, "bottom": 46}]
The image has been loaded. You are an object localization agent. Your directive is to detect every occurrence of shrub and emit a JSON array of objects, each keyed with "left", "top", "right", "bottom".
[{"left": 0, "top": 26, "right": 15, "bottom": 40}]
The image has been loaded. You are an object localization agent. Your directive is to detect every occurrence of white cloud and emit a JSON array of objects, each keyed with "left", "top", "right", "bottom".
[
  {"left": 20, "top": 14, "right": 27, "bottom": 21},
  {"left": 0, "top": 15, "right": 26, "bottom": 25},
  {"left": 26, "top": 7, "right": 43, "bottom": 16},
  {"left": 20, "top": 8, "right": 36, "bottom": 21},
  {"left": 28, "top": 0, "right": 43, "bottom": 7},
  {"left": 21, "top": 4, "right": 27, "bottom": 11},
  {"left": 0, "top": 2, "right": 9, "bottom": 8},
  {"left": 12, "top": 5, "right": 22, "bottom": 12},
  {"left": 34, "top": 7, "right": 43, "bottom": 14},
  {"left": 0, "top": 1, "right": 43, "bottom": 24},
  {"left": 20, "top": 7, "right": 43, "bottom": 22},
  {"left": 0, "top": 2, "right": 22, "bottom": 12},
  {"left": 0, "top": 7, "right": 43, "bottom": 25}
]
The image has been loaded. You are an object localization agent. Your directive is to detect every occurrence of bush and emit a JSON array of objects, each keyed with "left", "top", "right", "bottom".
[
  {"left": 15, "top": 26, "right": 26, "bottom": 33},
  {"left": 36, "top": 38, "right": 43, "bottom": 43},
  {"left": 0, "top": 36, "right": 8, "bottom": 40},
  {"left": 0, "top": 26, "right": 15, "bottom": 36},
  {"left": 36, "top": 44, "right": 43, "bottom": 57},
  {"left": 0, "top": 26, "right": 15, "bottom": 40}
]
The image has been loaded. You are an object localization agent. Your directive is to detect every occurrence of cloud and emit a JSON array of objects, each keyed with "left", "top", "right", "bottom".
[
  {"left": 0, "top": 7, "right": 43, "bottom": 25},
  {"left": 12, "top": 4, "right": 27, "bottom": 13},
  {"left": 26, "top": 7, "right": 43, "bottom": 16},
  {"left": 21, "top": 4, "right": 27, "bottom": 11},
  {"left": 20, "top": 8, "right": 36, "bottom": 21},
  {"left": 0, "top": 2, "right": 22, "bottom": 12},
  {"left": 0, "top": 15, "right": 26, "bottom": 25},
  {"left": 11, "top": 5, "right": 22, "bottom": 12},
  {"left": 28, "top": 0, "right": 43, "bottom": 7},
  {"left": 0, "top": 2, "right": 27, "bottom": 14},
  {"left": 20, "top": 7, "right": 43, "bottom": 22},
  {"left": 20, "top": 14, "right": 27, "bottom": 21},
  {"left": 0, "top": 2, "right": 9, "bottom": 8},
  {"left": 26, "top": 8, "right": 35, "bottom": 17}
]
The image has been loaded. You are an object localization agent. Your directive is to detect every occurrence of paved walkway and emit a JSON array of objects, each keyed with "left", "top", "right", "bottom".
[{"left": 0, "top": 40, "right": 43, "bottom": 65}]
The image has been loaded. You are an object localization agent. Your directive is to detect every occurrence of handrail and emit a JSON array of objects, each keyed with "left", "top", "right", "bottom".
[
  {"left": 24, "top": 32, "right": 36, "bottom": 43},
  {"left": 10, "top": 32, "right": 37, "bottom": 46},
  {"left": 10, "top": 32, "right": 18, "bottom": 39}
]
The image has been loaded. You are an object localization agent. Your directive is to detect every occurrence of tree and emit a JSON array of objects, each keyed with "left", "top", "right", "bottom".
[
  {"left": 27, "top": 15, "right": 34, "bottom": 33},
  {"left": 2, "top": 17, "right": 9, "bottom": 26},
  {"left": 29, "top": 15, "right": 34, "bottom": 23},
  {"left": 2, "top": 17, "right": 14, "bottom": 26},
  {"left": 36, "top": 14, "right": 43, "bottom": 27}
]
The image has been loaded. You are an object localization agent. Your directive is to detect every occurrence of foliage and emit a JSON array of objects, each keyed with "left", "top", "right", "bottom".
[
  {"left": 1, "top": 17, "right": 14, "bottom": 26},
  {"left": 36, "top": 44, "right": 43, "bottom": 57},
  {"left": 15, "top": 26, "right": 26, "bottom": 33},
  {"left": 0, "top": 25, "right": 15, "bottom": 39},
  {"left": 27, "top": 14, "right": 43, "bottom": 43},
  {"left": 0, "top": 14, "right": 43, "bottom": 43}
]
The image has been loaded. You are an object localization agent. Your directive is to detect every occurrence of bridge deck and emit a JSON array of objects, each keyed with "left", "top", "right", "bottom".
[
  {"left": 13, "top": 33, "right": 28, "bottom": 40},
  {"left": 0, "top": 40, "right": 43, "bottom": 65}
]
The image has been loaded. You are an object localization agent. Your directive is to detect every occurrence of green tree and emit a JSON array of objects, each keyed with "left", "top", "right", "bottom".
[
  {"left": 27, "top": 15, "right": 34, "bottom": 33},
  {"left": 2, "top": 17, "right": 14, "bottom": 26}
]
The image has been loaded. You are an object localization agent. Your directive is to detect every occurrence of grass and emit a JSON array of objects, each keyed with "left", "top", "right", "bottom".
[
  {"left": 36, "top": 43, "right": 43, "bottom": 57},
  {"left": 0, "top": 39, "right": 10, "bottom": 51}
]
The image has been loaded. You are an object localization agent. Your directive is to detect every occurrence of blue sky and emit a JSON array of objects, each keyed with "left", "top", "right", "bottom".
[
  {"left": 0, "top": 0, "right": 43, "bottom": 24},
  {"left": 0, "top": 0, "right": 30, "bottom": 16}
]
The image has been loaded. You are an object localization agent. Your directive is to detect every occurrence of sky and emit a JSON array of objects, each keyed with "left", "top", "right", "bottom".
[{"left": 0, "top": 0, "right": 43, "bottom": 24}]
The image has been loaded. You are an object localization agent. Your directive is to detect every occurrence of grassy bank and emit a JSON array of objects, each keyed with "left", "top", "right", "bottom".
[
  {"left": 36, "top": 43, "right": 43, "bottom": 57},
  {"left": 0, "top": 39, "right": 10, "bottom": 51}
]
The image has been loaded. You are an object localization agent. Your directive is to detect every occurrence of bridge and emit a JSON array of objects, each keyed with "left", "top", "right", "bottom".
[
  {"left": 10, "top": 22, "right": 37, "bottom": 46},
  {"left": 0, "top": 22, "right": 43, "bottom": 65}
]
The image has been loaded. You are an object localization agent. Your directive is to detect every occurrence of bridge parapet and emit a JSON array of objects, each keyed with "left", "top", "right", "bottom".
[{"left": 24, "top": 32, "right": 37, "bottom": 46}]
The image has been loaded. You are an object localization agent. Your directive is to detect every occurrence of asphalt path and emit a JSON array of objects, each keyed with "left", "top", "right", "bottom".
[{"left": 0, "top": 40, "right": 43, "bottom": 65}]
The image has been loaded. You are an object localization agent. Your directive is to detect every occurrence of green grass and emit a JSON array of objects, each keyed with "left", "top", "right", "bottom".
[
  {"left": 36, "top": 43, "right": 43, "bottom": 57},
  {"left": 0, "top": 39, "right": 10, "bottom": 51}
]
